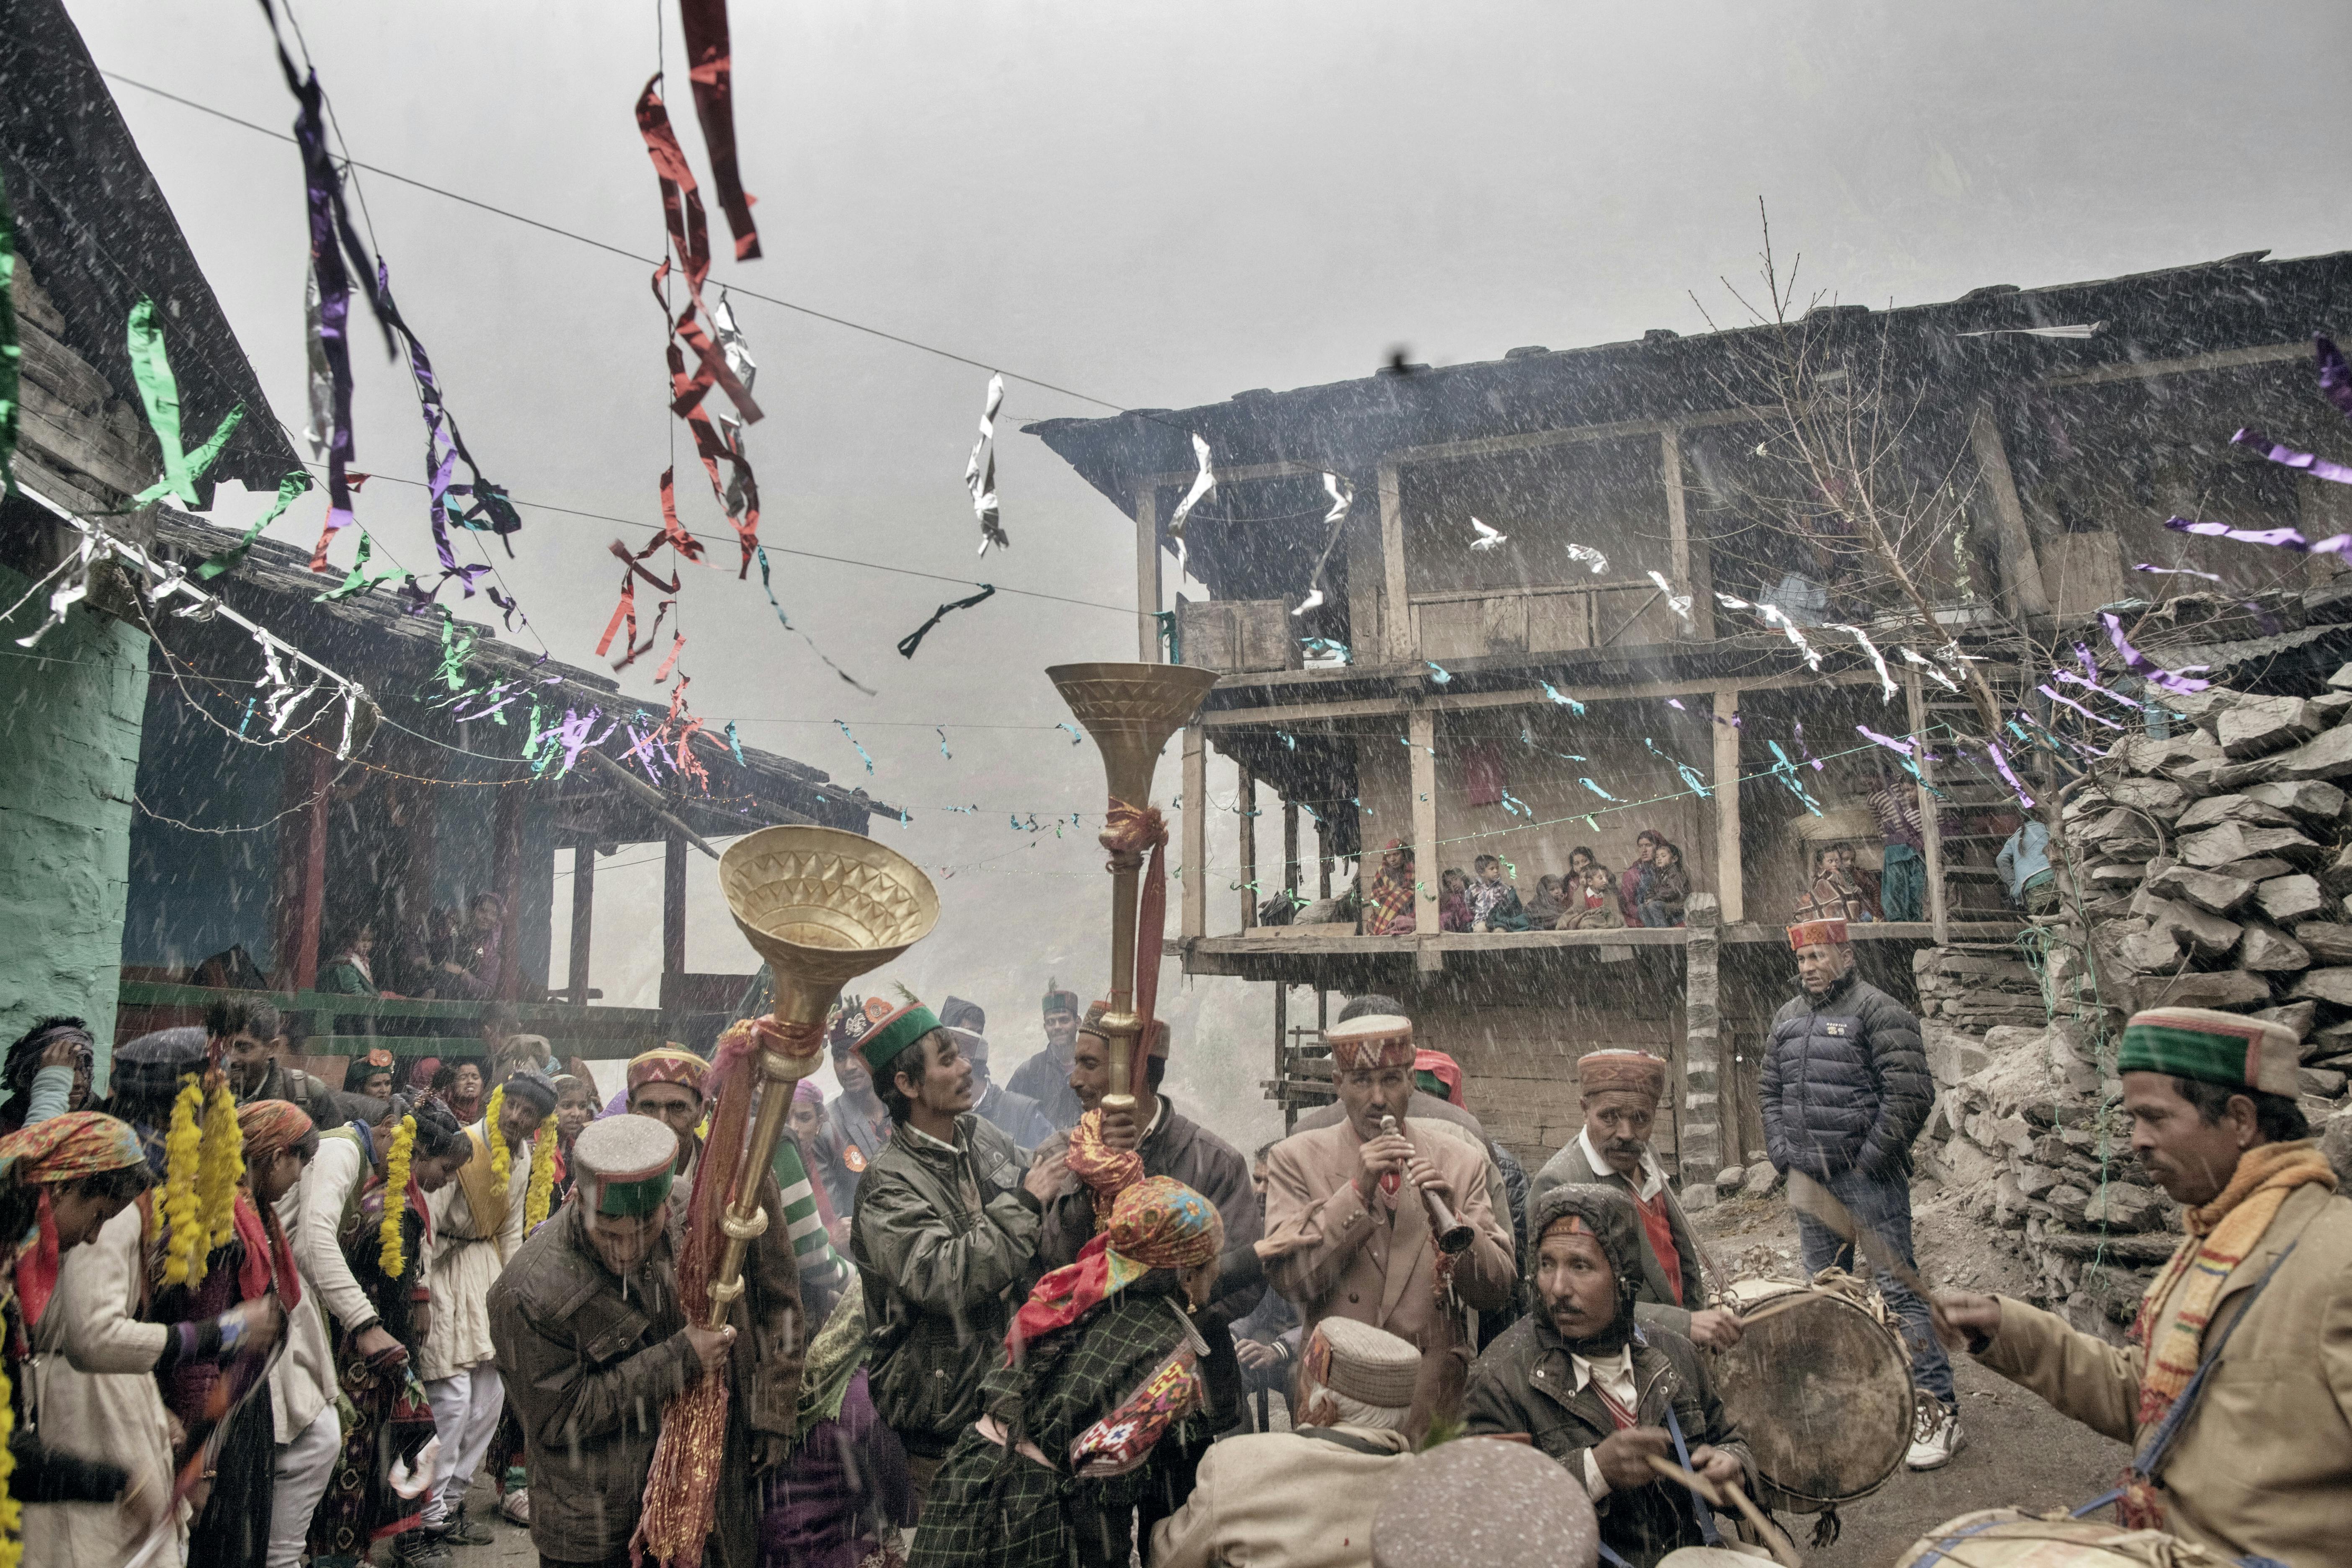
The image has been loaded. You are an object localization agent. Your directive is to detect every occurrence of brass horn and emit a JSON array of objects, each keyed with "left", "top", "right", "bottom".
[
  {"left": 709, "top": 825, "right": 939, "bottom": 1326},
  {"left": 1047, "top": 661, "right": 1219, "bottom": 1114}
]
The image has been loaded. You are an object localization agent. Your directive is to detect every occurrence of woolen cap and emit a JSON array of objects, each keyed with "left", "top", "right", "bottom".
[
  {"left": 859, "top": 1003, "right": 940, "bottom": 1080},
  {"left": 2119, "top": 1006, "right": 2301, "bottom": 1098},
  {"left": 1787, "top": 917, "right": 1849, "bottom": 950},
  {"left": 1326, "top": 1014, "right": 1415, "bottom": 1072},
  {"left": 1312, "top": 1316, "right": 1421, "bottom": 1409},
  {"left": 627, "top": 1047, "right": 707, "bottom": 1100},
  {"left": 572, "top": 1115, "right": 676, "bottom": 1217},
  {"left": 1576, "top": 1050, "right": 1666, "bottom": 1102},
  {"left": 1372, "top": 1438, "right": 1597, "bottom": 1568}
]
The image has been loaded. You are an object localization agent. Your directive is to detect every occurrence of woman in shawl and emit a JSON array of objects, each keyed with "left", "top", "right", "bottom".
[
  {"left": 317, "top": 921, "right": 380, "bottom": 998},
  {"left": 908, "top": 1176, "right": 1240, "bottom": 1568},
  {"left": 1619, "top": 830, "right": 1663, "bottom": 922},
  {"left": 304, "top": 1095, "right": 475, "bottom": 1568},
  {"left": 761, "top": 1291, "right": 915, "bottom": 1568},
  {"left": 1360, "top": 840, "right": 1418, "bottom": 936}
]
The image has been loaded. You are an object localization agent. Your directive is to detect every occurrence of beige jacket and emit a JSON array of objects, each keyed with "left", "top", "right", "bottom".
[
  {"left": 1977, "top": 1180, "right": 2352, "bottom": 1568},
  {"left": 1262, "top": 1117, "right": 1515, "bottom": 1348},
  {"left": 1148, "top": 1425, "right": 1414, "bottom": 1568},
  {"left": 422, "top": 1125, "right": 528, "bottom": 1379},
  {"left": 271, "top": 1178, "right": 340, "bottom": 1442}
]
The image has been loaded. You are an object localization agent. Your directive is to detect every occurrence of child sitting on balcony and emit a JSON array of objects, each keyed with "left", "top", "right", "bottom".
[
  {"left": 1467, "top": 855, "right": 1530, "bottom": 932},
  {"left": 1438, "top": 868, "right": 1474, "bottom": 932},
  {"left": 1566, "top": 864, "right": 1627, "bottom": 930}
]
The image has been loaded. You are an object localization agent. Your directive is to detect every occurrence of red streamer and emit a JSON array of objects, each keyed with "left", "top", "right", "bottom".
[{"left": 678, "top": 0, "right": 760, "bottom": 262}]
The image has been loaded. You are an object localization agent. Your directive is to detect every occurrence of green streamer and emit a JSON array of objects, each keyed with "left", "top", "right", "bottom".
[
  {"left": 315, "top": 531, "right": 398, "bottom": 602},
  {"left": 196, "top": 469, "right": 314, "bottom": 580},
  {"left": 0, "top": 172, "right": 18, "bottom": 498},
  {"left": 126, "top": 297, "right": 245, "bottom": 508}
]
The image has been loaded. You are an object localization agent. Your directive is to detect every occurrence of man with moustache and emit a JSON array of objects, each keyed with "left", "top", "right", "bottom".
[
  {"left": 1464, "top": 1185, "right": 1752, "bottom": 1568},
  {"left": 1934, "top": 1007, "right": 2352, "bottom": 1568},
  {"left": 1531, "top": 1050, "right": 1741, "bottom": 1349},
  {"left": 1007, "top": 979, "right": 1087, "bottom": 1132}
]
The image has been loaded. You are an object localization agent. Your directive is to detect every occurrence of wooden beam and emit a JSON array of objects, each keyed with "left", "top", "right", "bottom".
[
  {"left": 1200, "top": 665, "right": 1881, "bottom": 730},
  {"left": 1134, "top": 483, "right": 1162, "bottom": 662},
  {"left": 1378, "top": 461, "right": 1410, "bottom": 664},
  {"left": 567, "top": 842, "right": 596, "bottom": 1003},
  {"left": 494, "top": 781, "right": 525, "bottom": 1001},
  {"left": 1968, "top": 405, "right": 2053, "bottom": 622},
  {"left": 1283, "top": 799, "right": 1301, "bottom": 900},
  {"left": 1181, "top": 722, "right": 1207, "bottom": 940},
  {"left": 272, "top": 744, "right": 329, "bottom": 993},
  {"left": 1713, "top": 689, "right": 1742, "bottom": 924},
  {"left": 1663, "top": 426, "right": 1692, "bottom": 635},
  {"left": 1317, "top": 812, "right": 1332, "bottom": 899},
  {"left": 1238, "top": 765, "right": 1258, "bottom": 928},
  {"left": 1409, "top": 707, "right": 1439, "bottom": 941},
  {"left": 663, "top": 835, "right": 689, "bottom": 978},
  {"left": 1385, "top": 404, "right": 1764, "bottom": 467},
  {"left": 1906, "top": 669, "right": 1950, "bottom": 943},
  {"left": 2039, "top": 340, "right": 2305, "bottom": 389}
]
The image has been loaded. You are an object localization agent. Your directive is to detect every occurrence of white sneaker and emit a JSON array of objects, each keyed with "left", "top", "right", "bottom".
[{"left": 1906, "top": 1393, "right": 1963, "bottom": 1470}]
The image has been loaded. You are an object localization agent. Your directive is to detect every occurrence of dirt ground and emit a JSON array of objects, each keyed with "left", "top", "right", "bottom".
[{"left": 453, "top": 1186, "right": 2129, "bottom": 1568}]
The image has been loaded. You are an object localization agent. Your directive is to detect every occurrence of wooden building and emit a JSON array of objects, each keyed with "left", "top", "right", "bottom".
[{"left": 1031, "top": 250, "right": 2352, "bottom": 1183}]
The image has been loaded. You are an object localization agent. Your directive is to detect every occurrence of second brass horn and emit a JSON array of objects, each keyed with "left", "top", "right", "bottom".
[
  {"left": 706, "top": 825, "right": 940, "bottom": 1326},
  {"left": 1047, "top": 660, "right": 1219, "bottom": 1112}
]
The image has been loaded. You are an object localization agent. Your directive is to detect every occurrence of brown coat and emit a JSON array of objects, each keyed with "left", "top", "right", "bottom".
[
  {"left": 1975, "top": 1179, "right": 2352, "bottom": 1568},
  {"left": 1261, "top": 1116, "right": 1515, "bottom": 1347}
]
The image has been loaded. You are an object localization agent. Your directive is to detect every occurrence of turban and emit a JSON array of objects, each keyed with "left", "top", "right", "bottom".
[
  {"left": 0, "top": 1112, "right": 147, "bottom": 1327},
  {"left": 1787, "top": 917, "right": 1849, "bottom": 950},
  {"left": 859, "top": 1004, "right": 939, "bottom": 1081},
  {"left": 1078, "top": 1001, "right": 1170, "bottom": 1058},
  {"left": 1326, "top": 1014, "right": 1414, "bottom": 1073},
  {"left": 627, "top": 1047, "right": 708, "bottom": 1100},
  {"left": 1006, "top": 1175, "right": 1222, "bottom": 1356},
  {"left": 572, "top": 1114, "right": 677, "bottom": 1217},
  {"left": 1527, "top": 1183, "right": 1645, "bottom": 1353},
  {"left": 1302, "top": 1316, "right": 1420, "bottom": 1415},
  {"left": 792, "top": 1078, "right": 825, "bottom": 1108},
  {"left": 2120, "top": 1006, "right": 2301, "bottom": 1098},
  {"left": 236, "top": 1099, "right": 316, "bottom": 1165},
  {"left": 1042, "top": 978, "right": 1080, "bottom": 1019},
  {"left": 503, "top": 1068, "right": 560, "bottom": 1117},
  {"left": 1411, "top": 1049, "right": 1464, "bottom": 1108},
  {"left": 1372, "top": 1438, "right": 1598, "bottom": 1568},
  {"left": 1576, "top": 1050, "right": 1666, "bottom": 1103}
]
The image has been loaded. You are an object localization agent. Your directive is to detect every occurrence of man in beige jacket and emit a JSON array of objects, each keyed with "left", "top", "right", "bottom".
[
  {"left": 1150, "top": 1317, "right": 1421, "bottom": 1568},
  {"left": 1934, "top": 1006, "right": 2352, "bottom": 1568},
  {"left": 1262, "top": 1012, "right": 1515, "bottom": 1349}
]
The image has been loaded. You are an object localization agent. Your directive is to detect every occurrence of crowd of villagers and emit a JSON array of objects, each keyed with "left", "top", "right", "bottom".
[{"left": 1355, "top": 830, "right": 1694, "bottom": 936}]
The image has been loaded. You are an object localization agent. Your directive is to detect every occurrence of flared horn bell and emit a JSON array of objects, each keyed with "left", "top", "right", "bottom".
[
  {"left": 1045, "top": 662, "right": 1221, "bottom": 805},
  {"left": 720, "top": 825, "right": 941, "bottom": 1027}
]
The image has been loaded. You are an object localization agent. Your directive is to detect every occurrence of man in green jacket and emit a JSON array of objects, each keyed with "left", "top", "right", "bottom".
[{"left": 848, "top": 1002, "right": 1055, "bottom": 1512}]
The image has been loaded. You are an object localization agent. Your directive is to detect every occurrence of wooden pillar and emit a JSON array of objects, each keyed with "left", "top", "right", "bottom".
[
  {"left": 1713, "top": 688, "right": 1743, "bottom": 924},
  {"left": 1968, "top": 405, "right": 2053, "bottom": 622},
  {"left": 1378, "top": 461, "right": 1410, "bottom": 664},
  {"left": 1680, "top": 893, "right": 1725, "bottom": 1201},
  {"left": 1237, "top": 765, "right": 1258, "bottom": 928},
  {"left": 1181, "top": 723, "right": 1207, "bottom": 939},
  {"left": 663, "top": 834, "right": 688, "bottom": 977},
  {"left": 1273, "top": 982, "right": 1288, "bottom": 1118},
  {"left": 1317, "top": 815, "right": 1332, "bottom": 899},
  {"left": 1409, "top": 707, "right": 1439, "bottom": 967},
  {"left": 493, "top": 779, "right": 524, "bottom": 1001},
  {"left": 1663, "top": 427, "right": 1712, "bottom": 640},
  {"left": 1283, "top": 799, "right": 1300, "bottom": 904},
  {"left": 1134, "top": 485, "right": 1163, "bottom": 662},
  {"left": 1905, "top": 670, "right": 1950, "bottom": 941},
  {"left": 273, "top": 743, "right": 330, "bottom": 993},
  {"left": 567, "top": 841, "right": 596, "bottom": 1003}
]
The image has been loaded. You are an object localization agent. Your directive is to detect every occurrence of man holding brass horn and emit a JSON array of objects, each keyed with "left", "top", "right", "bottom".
[{"left": 1261, "top": 1013, "right": 1515, "bottom": 1347}]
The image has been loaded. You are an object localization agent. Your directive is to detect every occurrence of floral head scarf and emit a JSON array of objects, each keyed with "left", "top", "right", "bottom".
[
  {"left": 1, "top": 1112, "right": 147, "bottom": 1326},
  {"left": 1006, "top": 1175, "right": 1222, "bottom": 1357}
]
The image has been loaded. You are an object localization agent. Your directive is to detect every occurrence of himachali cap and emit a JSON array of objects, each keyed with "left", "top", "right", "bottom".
[
  {"left": 627, "top": 1046, "right": 708, "bottom": 1100},
  {"left": 572, "top": 1114, "right": 677, "bottom": 1217},
  {"left": 1373, "top": 1437, "right": 1599, "bottom": 1568},
  {"left": 859, "top": 1003, "right": 941, "bottom": 1081},
  {"left": 2120, "top": 1006, "right": 2302, "bottom": 1098},
  {"left": 1042, "top": 978, "right": 1081, "bottom": 1018},
  {"left": 1078, "top": 1000, "right": 1171, "bottom": 1058},
  {"left": 1787, "top": 917, "right": 1850, "bottom": 950},
  {"left": 1326, "top": 1014, "right": 1415, "bottom": 1072},
  {"left": 1310, "top": 1316, "right": 1421, "bottom": 1410},
  {"left": 1577, "top": 1050, "right": 1666, "bottom": 1103}
]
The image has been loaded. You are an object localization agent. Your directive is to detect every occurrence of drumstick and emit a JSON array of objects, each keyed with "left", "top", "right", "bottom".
[
  {"left": 1643, "top": 1456, "right": 1803, "bottom": 1567},
  {"left": 1785, "top": 1172, "right": 1932, "bottom": 1301}
]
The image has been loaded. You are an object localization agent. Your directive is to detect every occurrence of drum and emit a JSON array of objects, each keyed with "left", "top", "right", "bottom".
[
  {"left": 1895, "top": 1509, "right": 2237, "bottom": 1566},
  {"left": 1706, "top": 1277, "right": 1913, "bottom": 1514}
]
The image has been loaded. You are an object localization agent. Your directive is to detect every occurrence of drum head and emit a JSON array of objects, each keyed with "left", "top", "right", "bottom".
[
  {"left": 1710, "top": 1284, "right": 1912, "bottom": 1510},
  {"left": 1895, "top": 1509, "right": 2236, "bottom": 1567}
]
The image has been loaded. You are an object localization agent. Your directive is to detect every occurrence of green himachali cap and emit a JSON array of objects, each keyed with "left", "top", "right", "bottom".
[
  {"left": 2117, "top": 1006, "right": 2301, "bottom": 1098},
  {"left": 858, "top": 1003, "right": 940, "bottom": 1080},
  {"left": 573, "top": 1114, "right": 677, "bottom": 1217}
]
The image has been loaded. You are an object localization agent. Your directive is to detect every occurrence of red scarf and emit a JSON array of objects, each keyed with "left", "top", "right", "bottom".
[{"left": 232, "top": 1190, "right": 301, "bottom": 1308}]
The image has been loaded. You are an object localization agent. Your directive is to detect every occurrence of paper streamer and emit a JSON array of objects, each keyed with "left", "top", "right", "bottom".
[
  {"left": 1425, "top": 661, "right": 1453, "bottom": 685},
  {"left": 965, "top": 372, "right": 1007, "bottom": 554},
  {"left": 1766, "top": 740, "right": 1823, "bottom": 815},
  {"left": 1302, "top": 637, "right": 1350, "bottom": 661},
  {"left": 195, "top": 471, "right": 314, "bottom": 581},
  {"left": 313, "top": 532, "right": 397, "bottom": 603},
  {"left": 2231, "top": 428, "right": 2352, "bottom": 487},
  {"left": 1855, "top": 724, "right": 1925, "bottom": 780},
  {"left": 1565, "top": 543, "right": 1608, "bottom": 575},
  {"left": 1540, "top": 681, "right": 1587, "bottom": 715},
  {"left": 1646, "top": 570, "right": 1692, "bottom": 622},
  {"left": 1983, "top": 740, "right": 2034, "bottom": 809},
  {"left": 1898, "top": 645, "right": 1961, "bottom": 692},
  {"left": 1056, "top": 722, "right": 1083, "bottom": 746},
  {"left": 676, "top": 0, "right": 760, "bottom": 261},
  {"left": 1821, "top": 622, "right": 1896, "bottom": 700},
  {"left": 1165, "top": 433, "right": 1215, "bottom": 583},
  {"left": 264, "top": 37, "right": 364, "bottom": 543},
  {"left": 936, "top": 727, "right": 952, "bottom": 759},
  {"left": 1643, "top": 737, "right": 1711, "bottom": 798},
  {"left": 2101, "top": 611, "right": 2212, "bottom": 694},
  {"left": 2317, "top": 335, "right": 2352, "bottom": 420},
  {"left": 2038, "top": 682, "right": 2124, "bottom": 732},
  {"left": 895, "top": 583, "right": 997, "bottom": 659},
  {"left": 1470, "top": 517, "right": 1507, "bottom": 552},
  {"left": 833, "top": 719, "right": 874, "bottom": 774},
  {"left": 1953, "top": 322, "right": 2100, "bottom": 339},
  {"left": 1293, "top": 473, "right": 1353, "bottom": 616},
  {"left": 598, "top": 539, "right": 682, "bottom": 670},
  {"left": 2132, "top": 562, "right": 2223, "bottom": 582},
  {"left": 125, "top": 299, "right": 245, "bottom": 509},
  {"left": 1579, "top": 778, "right": 1618, "bottom": 801},
  {"left": 1716, "top": 593, "right": 1822, "bottom": 669}
]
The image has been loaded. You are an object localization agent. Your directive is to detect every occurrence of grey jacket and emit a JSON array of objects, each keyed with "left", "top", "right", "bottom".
[
  {"left": 851, "top": 1114, "right": 1039, "bottom": 1457},
  {"left": 1529, "top": 1140, "right": 1707, "bottom": 1337}
]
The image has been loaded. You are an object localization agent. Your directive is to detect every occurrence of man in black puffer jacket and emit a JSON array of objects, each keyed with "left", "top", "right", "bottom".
[{"left": 1761, "top": 916, "right": 1957, "bottom": 1472}]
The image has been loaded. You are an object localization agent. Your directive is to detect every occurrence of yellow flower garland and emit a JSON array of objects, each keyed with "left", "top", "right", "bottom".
[
  {"left": 380, "top": 1115, "right": 416, "bottom": 1278},
  {"left": 160, "top": 1075, "right": 206, "bottom": 1287},
  {"left": 0, "top": 1349, "right": 20, "bottom": 1568},
  {"left": 523, "top": 1112, "right": 558, "bottom": 1232},
  {"left": 485, "top": 1085, "right": 510, "bottom": 1186},
  {"left": 196, "top": 1072, "right": 242, "bottom": 1251}
]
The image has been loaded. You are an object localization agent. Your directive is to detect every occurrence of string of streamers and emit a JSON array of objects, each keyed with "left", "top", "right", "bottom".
[
  {"left": 2132, "top": 563, "right": 2223, "bottom": 583},
  {"left": 1540, "top": 681, "right": 1587, "bottom": 715},
  {"left": 1165, "top": 434, "right": 1215, "bottom": 583},
  {"left": 2101, "top": 612, "right": 2211, "bottom": 694},
  {"left": 1899, "top": 645, "right": 1960, "bottom": 693},
  {"left": 597, "top": 538, "right": 682, "bottom": 672},
  {"left": 895, "top": 583, "right": 996, "bottom": 659},
  {"left": 676, "top": 0, "right": 760, "bottom": 260},
  {"left": 1292, "top": 473, "right": 1352, "bottom": 615},
  {"left": 1766, "top": 740, "right": 1823, "bottom": 815},
  {"left": 965, "top": 372, "right": 1007, "bottom": 554}
]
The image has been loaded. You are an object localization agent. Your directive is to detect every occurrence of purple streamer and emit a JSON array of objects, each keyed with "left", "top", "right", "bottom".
[
  {"left": 2038, "top": 682, "right": 2125, "bottom": 732},
  {"left": 2102, "top": 612, "right": 2212, "bottom": 694},
  {"left": 2231, "top": 428, "right": 2352, "bottom": 487},
  {"left": 2318, "top": 336, "right": 2352, "bottom": 420},
  {"left": 2054, "top": 669, "right": 2154, "bottom": 714},
  {"left": 2164, "top": 515, "right": 2348, "bottom": 553},
  {"left": 1793, "top": 721, "right": 1825, "bottom": 770},
  {"left": 1983, "top": 741, "right": 2033, "bottom": 809},
  {"left": 2132, "top": 562, "right": 2223, "bottom": 582},
  {"left": 1855, "top": 725, "right": 1925, "bottom": 779}
]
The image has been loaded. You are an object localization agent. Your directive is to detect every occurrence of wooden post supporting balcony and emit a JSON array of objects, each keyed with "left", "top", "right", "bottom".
[
  {"left": 1409, "top": 707, "right": 1439, "bottom": 965},
  {"left": 1238, "top": 765, "right": 1258, "bottom": 928},
  {"left": 1181, "top": 723, "right": 1206, "bottom": 940},
  {"left": 493, "top": 779, "right": 524, "bottom": 1001},
  {"left": 1379, "top": 461, "right": 1410, "bottom": 663},
  {"left": 1133, "top": 484, "right": 1163, "bottom": 662},
  {"left": 663, "top": 833, "right": 688, "bottom": 977},
  {"left": 1283, "top": 799, "right": 1300, "bottom": 908},
  {"left": 567, "top": 840, "right": 596, "bottom": 1003},
  {"left": 1713, "top": 688, "right": 1742, "bottom": 923},
  {"left": 1905, "top": 669, "right": 1951, "bottom": 943},
  {"left": 272, "top": 743, "right": 329, "bottom": 992},
  {"left": 1316, "top": 814, "right": 1332, "bottom": 900}
]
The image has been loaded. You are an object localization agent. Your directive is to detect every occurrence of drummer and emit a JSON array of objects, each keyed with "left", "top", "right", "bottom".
[
  {"left": 1463, "top": 1185, "right": 1753, "bottom": 1568},
  {"left": 1933, "top": 1006, "right": 2352, "bottom": 1568},
  {"left": 1531, "top": 1050, "right": 1742, "bottom": 1350}
]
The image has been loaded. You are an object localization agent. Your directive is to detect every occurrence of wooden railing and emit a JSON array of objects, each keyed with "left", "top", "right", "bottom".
[{"left": 1408, "top": 579, "right": 1679, "bottom": 663}]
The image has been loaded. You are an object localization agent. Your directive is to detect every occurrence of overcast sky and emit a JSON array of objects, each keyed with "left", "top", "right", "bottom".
[{"left": 64, "top": 0, "right": 2352, "bottom": 1132}]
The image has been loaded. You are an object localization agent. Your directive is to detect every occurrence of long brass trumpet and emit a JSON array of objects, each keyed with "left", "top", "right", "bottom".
[{"left": 1382, "top": 1112, "right": 1475, "bottom": 1255}]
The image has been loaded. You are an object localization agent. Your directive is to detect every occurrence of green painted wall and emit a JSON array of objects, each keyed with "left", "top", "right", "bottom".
[{"left": 0, "top": 559, "right": 148, "bottom": 1084}]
